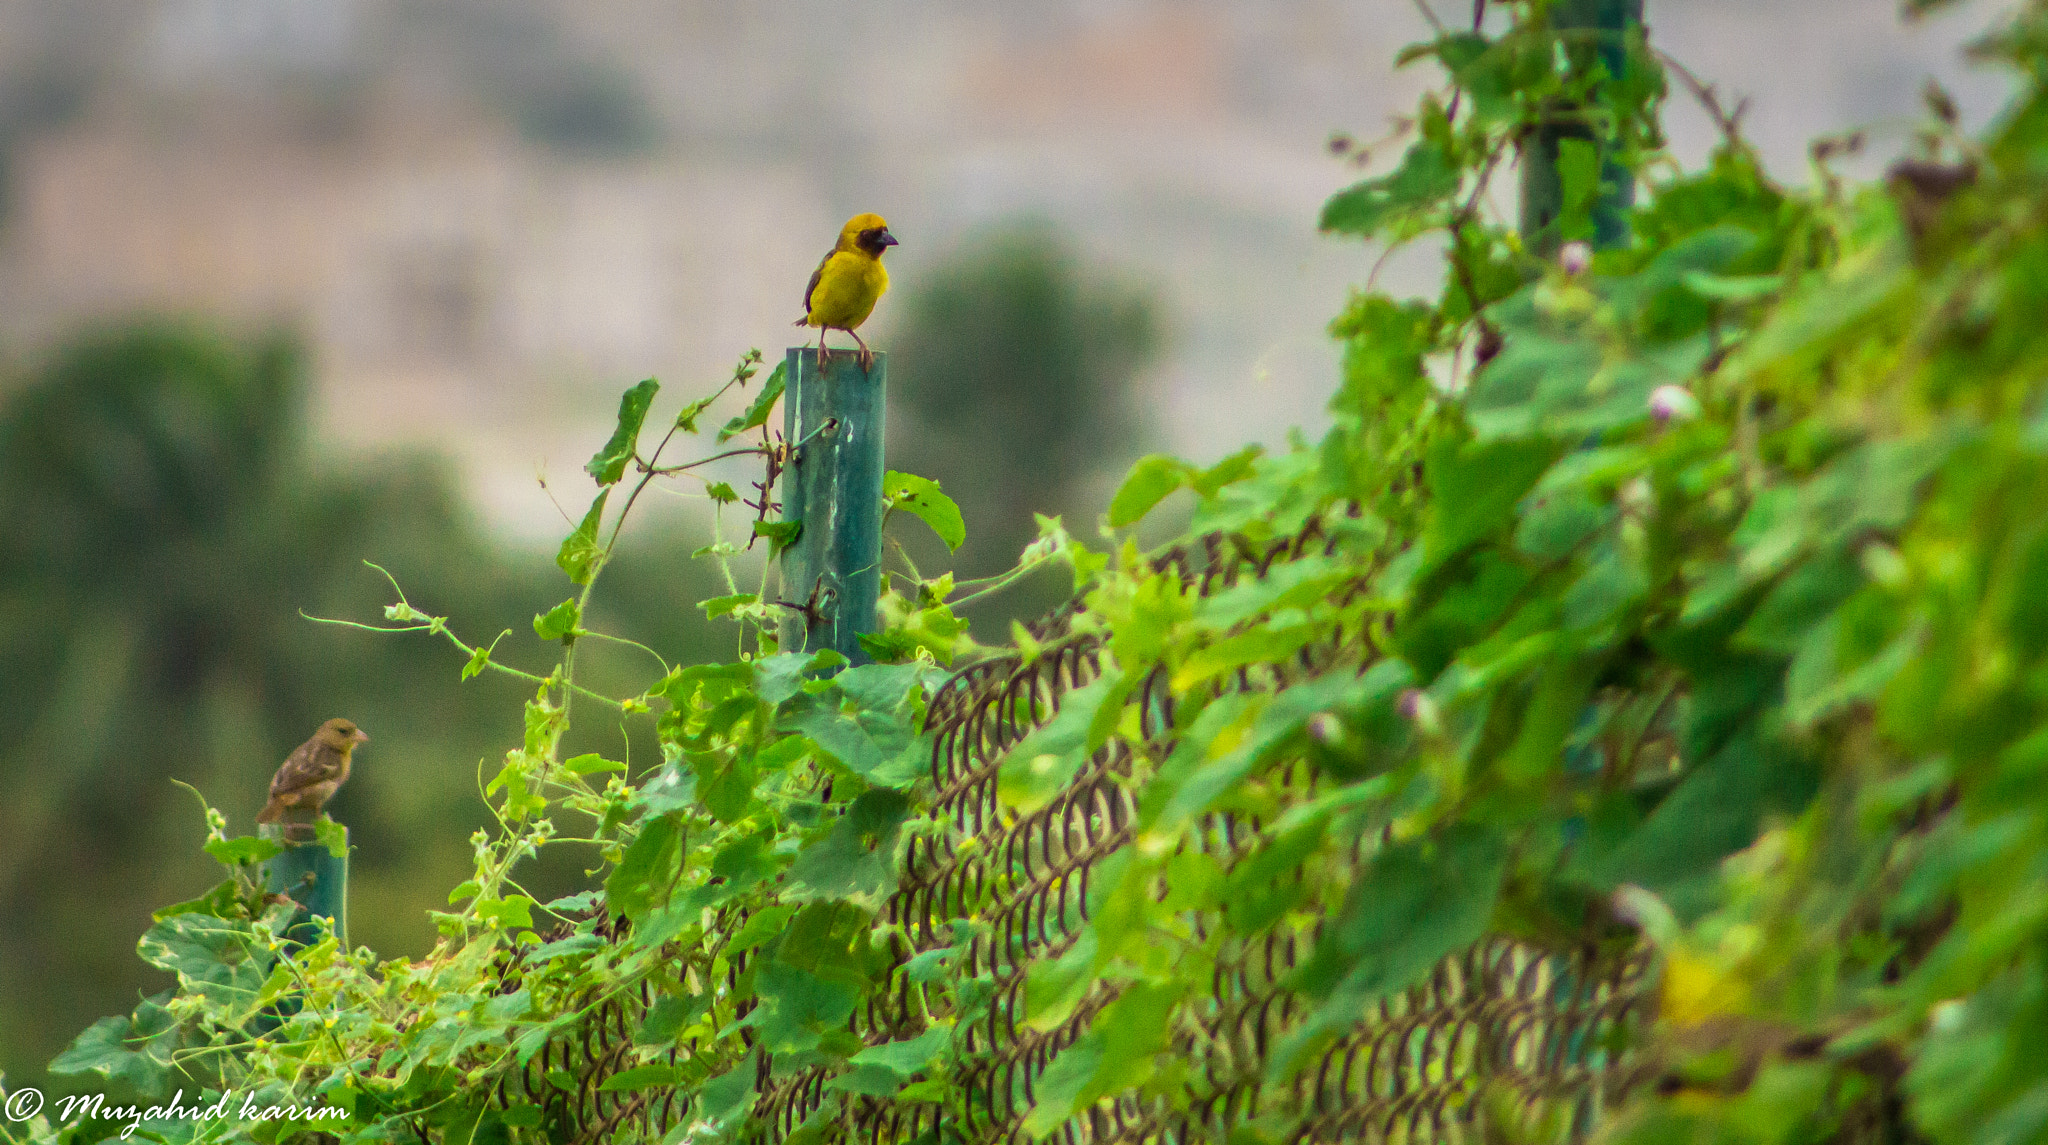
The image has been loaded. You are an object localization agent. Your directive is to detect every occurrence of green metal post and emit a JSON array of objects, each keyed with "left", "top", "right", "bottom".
[
  {"left": 1520, "top": 0, "right": 1644, "bottom": 254},
  {"left": 261, "top": 823, "right": 348, "bottom": 949},
  {"left": 780, "top": 348, "right": 885, "bottom": 665},
  {"left": 252, "top": 823, "right": 347, "bottom": 1031}
]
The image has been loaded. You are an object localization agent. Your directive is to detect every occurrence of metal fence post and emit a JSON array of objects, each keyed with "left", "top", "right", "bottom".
[
  {"left": 252, "top": 823, "right": 347, "bottom": 1031},
  {"left": 261, "top": 824, "right": 348, "bottom": 949},
  {"left": 1520, "top": 0, "right": 1645, "bottom": 254},
  {"left": 779, "top": 347, "right": 885, "bottom": 666}
]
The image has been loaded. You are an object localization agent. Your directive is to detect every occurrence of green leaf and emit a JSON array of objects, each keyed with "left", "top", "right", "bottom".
[
  {"left": 557, "top": 490, "right": 609, "bottom": 586},
  {"left": 1736, "top": 550, "right": 1862, "bottom": 655},
  {"left": 1023, "top": 1036, "right": 1104, "bottom": 1136},
  {"left": 749, "top": 961, "right": 859, "bottom": 1054},
  {"left": 1192, "top": 445, "right": 1264, "bottom": 497},
  {"left": 706, "top": 481, "right": 739, "bottom": 503},
  {"left": 1422, "top": 434, "right": 1559, "bottom": 564},
  {"left": 1573, "top": 728, "right": 1820, "bottom": 915},
  {"left": 1785, "top": 613, "right": 1923, "bottom": 730},
  {"left": 1332, "top": 826, "right": 1504, "bottom": 995},
  {"left": 673, "top": 392, "right": 719, "bottom": 434},
  {"left": 1108, "top": 455, "right": 1192, "bottom": 527},
  {"left": 695, "top": 1050, "right": 758, "bottom": 1124},
  {"left": 1171, "top": 623, "right": 1315, "bottom": 692},
  {"left": 884, "top": 471, "right": 967, "bottom": 551},
  {"left": 754, "top": 650, "right": 847, "bottom": 706},
  {"left": 1192, "top": 554, "right": 1349, "bottom": 628},
  {"left": 1146, "top": 669, "right": 1386, "bottom": 833},
  {"left": 996, "top": 672, "right": 1127, "bottom": 814},
  {"left": 137, "top": 913, "right": 272, "bottom": 1011},
  {"left": 475, "top": 895, "right": 534, "bottom": 930},
  {"left": 51, "top": 1008, "right": 175, "bottom": 1093},
  {"left": 1557, "top": 136, "right": 1601, "bottom": 241},
  {"left": 828, "top": 1065, "right": 910, "bottom": 1098},
  {"left": 529, "top": 933, "right": 603, "bottom": 963},
  {"left": 753, "top": 519, "right": 802, "bottom": 556},
  {"left": 788, "top": 788, "right": 912, "bottom": 903},
  {"left": 152, "top": 878, "right": 241, "bottom": 922},
  {"left": 700, "top": 592, "right": 759, "bottom": 621},
  {"left": 846, "top": 1025, "right": 951, "bottom": 1077},
  {"left": 543, "top": 890, "right": 603, "bottom": 914},
  {"left": 562, "top": 753, "right": 627, "bottom": 776},
  {"left": 461, "top": 633, "right": 507, "bottom": 681},
  {"left": 1681, "top": 270, "right": 1783, "bottom": 301},
  {"left": 204, "top": 835, "right": 282, "bottom": 866},
  {"left": 728, "top": 903, "right": 800, "bottom": 955},
  {"left": 1272, "top": 826, "right": 1505, "bottom": 1079},
  {"left": 586, "top": 378, "right": 660, "bottom": 486},
  {"left": 692, "top": 750, "right": 759, "bottom": 823},
  {"left": 1561, "top": 536, "right": 1649, "bottom": 633},
  {"left": 314, "top": 816, "right": 349, "bottom": 858},
  {"left": 1435, "top": 32, "right": 1530, "bottom": 124},
  {"left": 636, "top": 995, "right": 708, "bottom": 1045},
  {"left": 605, "top": 814, "right": 683, "bottom": 922},
  {"left": 719, "top": 361, "right": 787, "bottom": 443},
  {"left": 1082, "top": 980, "right": 1183, "bottom": 1103},
  {"left": 778, "top": 691, "right": 924, "bottom": 787},
  {"left": 1319, "top": 139, "right": 1461, "bottom": 238},
  {"left": 534, "top": 598, "right": 580, "bottom": 641},
  {"left": 710, "top": 832, "right": 781, "bottom": 895}
]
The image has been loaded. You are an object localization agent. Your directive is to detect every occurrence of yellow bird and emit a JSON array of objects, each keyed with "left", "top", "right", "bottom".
[{"left": 794, "top": 213, "right": 899, "bottom": 370}]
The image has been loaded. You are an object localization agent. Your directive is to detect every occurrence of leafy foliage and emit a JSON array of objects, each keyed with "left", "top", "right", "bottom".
[
  {"left": 0, "top": 321, "right": 568, "bottom": 1096},
  {"left": 37, "top": 4, "right": 2048, "bottom": 1145}
]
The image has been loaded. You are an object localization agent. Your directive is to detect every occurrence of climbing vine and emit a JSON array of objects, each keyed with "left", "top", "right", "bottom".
[{"left": 24, "top": 2, "right": 2048, "bottom": 1143}]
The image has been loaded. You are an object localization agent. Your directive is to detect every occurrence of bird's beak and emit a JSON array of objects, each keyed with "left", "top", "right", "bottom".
[
  {"left": 354, "top": 729, "right": 371, "bottom": 744},
  {"left": 877, "top": 228, "right": 899, "bottom": 247}
]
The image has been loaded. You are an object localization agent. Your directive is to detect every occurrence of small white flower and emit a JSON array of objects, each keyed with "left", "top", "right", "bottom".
[
  {"left": 1559, "top": 240, "right": 1593, "bottom": 276},
  {"left": 1649, "top": 384, "right": 1700, "bottom": 424}
]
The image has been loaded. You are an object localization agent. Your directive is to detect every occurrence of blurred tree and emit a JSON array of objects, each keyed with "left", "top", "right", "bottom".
[
  {"left": 0, "top": 320, "right": 562, "bottom": 1095},
  {"left": 0, "top": 53, "right": 95, "bottom": 229},
  {"left": 885, "top": 222, "right": 1159, "bottom": 630},
  {"left": 507, "top": 62, "right": 660, "bottom": 155}
]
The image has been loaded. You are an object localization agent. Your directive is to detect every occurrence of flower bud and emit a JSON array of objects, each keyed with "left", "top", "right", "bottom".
[
  {"left": 1307, "top": 713, "right": 1343, "bottom": 745},
  {"left": 1649, "top": 384, "right": 1700, "bottom": 424},
  {"left": 1398, "top": 688, "right": 1440, "bottom": 734},
  {"left": 1559, "top": 240, "right": 1593, "bottom": 276}
]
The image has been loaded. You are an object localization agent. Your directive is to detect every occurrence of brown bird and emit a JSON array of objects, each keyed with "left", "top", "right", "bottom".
[{"left": 256, "top": 718, "right": 368, "bottom": 824}]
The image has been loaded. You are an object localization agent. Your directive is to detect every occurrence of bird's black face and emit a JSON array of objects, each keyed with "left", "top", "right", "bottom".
[{"left": 856, "top": 226, "right": 899, "bottom": 255}]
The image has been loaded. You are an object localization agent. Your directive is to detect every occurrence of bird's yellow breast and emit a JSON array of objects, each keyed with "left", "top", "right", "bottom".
[{"left": 805, "top": 251, "right": 890, "bottom": 330}]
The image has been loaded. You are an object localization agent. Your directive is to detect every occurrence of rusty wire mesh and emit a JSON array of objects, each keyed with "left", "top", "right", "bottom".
[{"left": 486, "top": 511, "right": 1657, "bottom": 1145}]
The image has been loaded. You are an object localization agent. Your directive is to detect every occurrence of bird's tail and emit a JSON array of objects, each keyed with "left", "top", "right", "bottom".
[
  {"left": 256, "top": 800, "right": 283, "bottom": 824},
  {"left": 792, "top": 317, "right": 809, "bottom": 327}
]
